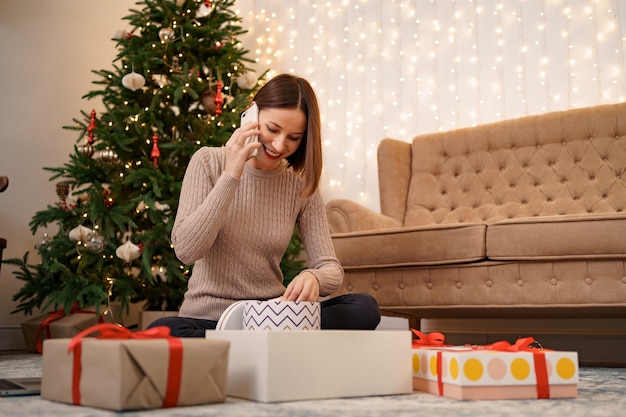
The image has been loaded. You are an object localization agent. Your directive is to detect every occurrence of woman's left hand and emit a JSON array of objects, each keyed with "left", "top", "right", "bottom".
[{"left": 282, "top": 271, "right": 320, "bottom": 302}]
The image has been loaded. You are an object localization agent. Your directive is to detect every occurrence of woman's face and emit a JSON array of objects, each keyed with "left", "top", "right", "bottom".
[{"left": 248, "top": 107, "right": 306, "bottom": 171}]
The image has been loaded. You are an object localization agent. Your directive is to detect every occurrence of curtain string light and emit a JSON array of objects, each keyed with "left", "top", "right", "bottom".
[{"left": 237, "top": 0, "right": 626, "bottom": 210}]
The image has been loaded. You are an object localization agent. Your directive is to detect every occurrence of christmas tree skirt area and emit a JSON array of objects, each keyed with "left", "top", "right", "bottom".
[{"left": 1, "top": 353, "right": 625, "bottom": 417}]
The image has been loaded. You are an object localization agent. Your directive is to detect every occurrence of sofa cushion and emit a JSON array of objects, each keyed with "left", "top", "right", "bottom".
[
  {"left": 487, "top": 213, "right": 626, "bottom": 260},
  {"left": 330, "top": 223, "right": 486, "bottom": 268}
]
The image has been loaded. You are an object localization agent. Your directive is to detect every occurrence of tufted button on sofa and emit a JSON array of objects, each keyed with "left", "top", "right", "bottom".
[{"left": 326, "top": 103, "right": 626, "bottom": 328}]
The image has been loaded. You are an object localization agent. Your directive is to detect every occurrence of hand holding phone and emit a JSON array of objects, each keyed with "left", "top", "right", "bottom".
[{"left": 240, "top": 102, "right": 259, "bottom": 157}]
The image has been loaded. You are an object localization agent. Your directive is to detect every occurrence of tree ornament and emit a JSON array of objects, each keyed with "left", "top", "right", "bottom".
[
  {"left": 152, "top": 74, "right": 168, "bottom": 87},
  {"left": 237, "top": 72, "right": 258, "bottom": 90},
  {"left": 150, "top": 133, "right": 160, "bottom": 167},
  {"left": 84, "top": 230, "right": 106, "bottom": 253},
  {"left": 112, "top": 29, "right": 127, "bottom": 40},
  {"left": 115, "top": 240, "right": 142, "bottom": 263},
  {"left": 56, "top": 182, "right": 75, "bottom": 211},
  {"left": 214, "top": 80, "right": 224, "bottom": 115},
  {"left": 69, "top": 225, "right": 93, "bottom": 242},
  {"left": 77, "top": 142, "right": 94, "bottom": 157},
  {"left": 196, "top": 1, "right": 212, "bottom": 18},
  {"left": 95, "top": 147, "right": 119, "bottom": 164},
  {"left": 103, "top": 189, "right": 114, "bottom": 208},
  {"left": 56, "top": 182, "right": 70, "bottom": 201},
  {"left": 87, "top": 109, "right": 97, "bottom": 145},
  {"left": 158, "top": 27, "right": 175, "bottom": 43},
  {"left": 122, "top": 71, "right": 146, "bottom": 91}
]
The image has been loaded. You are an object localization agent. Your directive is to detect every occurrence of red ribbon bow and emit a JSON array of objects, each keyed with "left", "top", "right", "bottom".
[
  {"left": 467, "top": 336, "right": 541, "bottom": 352},
  {"left": 36, "top": 304, "right": 102, "bottom": 354},
  {"left": 67, "top": 323, "right": 183, "bottom": 408},
  {"left": 411, "top": 329, "right": 448, "bottom": 348}
]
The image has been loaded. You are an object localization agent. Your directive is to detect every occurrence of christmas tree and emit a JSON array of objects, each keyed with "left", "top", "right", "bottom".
[{"left": 5, "top": 0, "right": 305, "bottom": 318}]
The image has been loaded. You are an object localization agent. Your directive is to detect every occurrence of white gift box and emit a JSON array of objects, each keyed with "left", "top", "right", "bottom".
[{"left": 205, "top": 330, "right": 412, "bottom": 402}]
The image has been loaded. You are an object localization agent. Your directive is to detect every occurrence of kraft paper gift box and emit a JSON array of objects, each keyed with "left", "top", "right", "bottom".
[
  {"left": 21, "top": 307, "right": 104, "bottom": 354},
  {"left": 41, "top": 323, "right": 230, "bottom": 411},
  {"left": 411, "top": 336, "right": 579, "bottom": 401},
  {"left": 205, "top": 330, "right": 413, "bottom": 402}
]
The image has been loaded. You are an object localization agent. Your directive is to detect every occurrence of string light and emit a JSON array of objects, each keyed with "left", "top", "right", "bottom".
[{"left": 237, "top": 0, "right": 626, "bottom": 210}]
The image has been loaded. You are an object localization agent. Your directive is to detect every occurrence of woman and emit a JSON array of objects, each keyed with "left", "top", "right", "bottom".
[{"left": 149, "top": 74, "right": 380, "bottom": 337}]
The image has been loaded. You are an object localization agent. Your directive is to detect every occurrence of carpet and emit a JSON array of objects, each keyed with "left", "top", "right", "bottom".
[{"left": 1, "top": 354, "right": 624, "bottom": 417}]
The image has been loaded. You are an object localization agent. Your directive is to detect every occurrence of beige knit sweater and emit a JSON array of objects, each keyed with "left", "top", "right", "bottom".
[{"left": 172, "top": 146, "right": 344, "bottom": 321}]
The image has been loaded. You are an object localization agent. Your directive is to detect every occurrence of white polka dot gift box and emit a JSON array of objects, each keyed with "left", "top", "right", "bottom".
[{"left": 411, "top": 330, "right": 579, "bottom": 401}]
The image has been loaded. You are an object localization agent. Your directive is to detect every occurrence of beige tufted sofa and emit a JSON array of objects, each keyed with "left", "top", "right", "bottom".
[{"left": 326, "top": 102, "right": 626, "bottom": 328}]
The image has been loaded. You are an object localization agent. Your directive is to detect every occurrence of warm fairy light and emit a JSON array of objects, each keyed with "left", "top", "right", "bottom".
[{"left": 237, "top": 0, "right": 626, "bottom": 211}]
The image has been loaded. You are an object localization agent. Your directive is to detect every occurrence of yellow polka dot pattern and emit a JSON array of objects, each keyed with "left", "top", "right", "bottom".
[
  {"left": 511, "top": 358, "right": 531, "bottom": 380},
  {"left": 429, "top": 355, "right": 438, "bottom": 376},
  {"left": 463, "top": 358, "right": 483, "bottom": 381},
  {"left": 412, "top": 349, "right": 578, "bottom": 386},
  {"left": 449, "top": 357, "right": 459, "bottom": 380},
  {"left": 412, "top": 353, "right": 420, "bottom": 373},
  {"left": 556, "top": 357, "right": 576, "bottom": 380}
]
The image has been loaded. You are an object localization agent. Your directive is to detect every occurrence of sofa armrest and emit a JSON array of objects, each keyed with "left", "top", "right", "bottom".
[{"left": 326, "top": 199, "right": 402, "bottom": 233}]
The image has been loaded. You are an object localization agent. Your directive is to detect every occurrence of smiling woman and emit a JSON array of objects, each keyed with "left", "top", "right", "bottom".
[{"left": 147, "top": 74, "right": 381, "bottom": 337}]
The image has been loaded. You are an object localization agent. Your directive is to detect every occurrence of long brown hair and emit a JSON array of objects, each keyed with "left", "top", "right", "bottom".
[{"left": 252, "top": 74, "right": 322, "bottom": 198}]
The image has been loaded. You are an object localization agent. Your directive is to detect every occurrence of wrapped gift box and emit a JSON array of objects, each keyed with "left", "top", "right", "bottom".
[
  {"left": 205, "top": 330, "right": 412, "bottom": 402},
  {"left": 21, "top": 309, "right": 104, "bottom": 353},
  {"left": 412, "top": 345, "right": 579, "bottom": 400},
  {"left": 42, "top": 325, "right": 230, "bottom": 411}
]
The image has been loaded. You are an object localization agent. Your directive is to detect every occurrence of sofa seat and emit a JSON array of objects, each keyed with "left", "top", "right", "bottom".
[
  {"left": 487, "top": 213, "right": 626, "bottom": 260},
  {"left": 330, "top": 223, "right": 486, "bottom": 268}
]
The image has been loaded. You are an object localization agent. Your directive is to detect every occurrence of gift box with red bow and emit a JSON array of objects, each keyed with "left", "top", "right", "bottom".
[
  {"left": 411, "top": 330, "right": 579, "bottom": 400},
  {"left": 41, "top": 323, "right": 230, "bottom": 411},
  {"left": 21, "top": 306, "right": 106, "bottom": 354}
]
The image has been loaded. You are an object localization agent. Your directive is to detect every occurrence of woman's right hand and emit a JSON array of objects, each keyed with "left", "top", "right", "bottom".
[{"left": 224, "top": 122, "right": 261, "bottom": 179}]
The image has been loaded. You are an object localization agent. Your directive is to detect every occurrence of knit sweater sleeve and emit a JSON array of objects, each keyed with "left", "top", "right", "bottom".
[
  {"left": 171, "top": 147, "right": 238, "bottom": 264},
  {"left": 298, "top": 189, "right": 344, "bottom": 296}
]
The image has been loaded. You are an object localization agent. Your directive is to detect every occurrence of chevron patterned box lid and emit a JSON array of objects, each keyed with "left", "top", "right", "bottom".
[{"left": 243, "top": 300, "right": 320, "bottom": 331}]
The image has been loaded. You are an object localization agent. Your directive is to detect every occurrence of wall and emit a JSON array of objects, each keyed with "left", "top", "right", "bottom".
[
  {"left": 0, "top": 0, "right": 135, "bottom": 348},
  {"left": 1, "top": 0, "right": 625, "bottom": 350}
]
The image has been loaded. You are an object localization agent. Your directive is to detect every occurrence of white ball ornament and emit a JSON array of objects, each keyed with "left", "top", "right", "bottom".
[{"left": 122, "top": 71, "right": 146, "bottom": 91}]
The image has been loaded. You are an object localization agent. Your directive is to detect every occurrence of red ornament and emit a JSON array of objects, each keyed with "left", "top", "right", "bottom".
[
  {"left": 150, "top": 133, "right": 161, "bottom": 168},
  {"left": 103, "top": 189, "right": 114, "bottom": 208},
  {"left": 205, "top": 0, "right": 211, "bottom": 7},
  {"left": 214, "top": 80, "right": 224, "bottom": 115},
  {"left": 87, "top": 110, "right": 97, "bottom": 145}
]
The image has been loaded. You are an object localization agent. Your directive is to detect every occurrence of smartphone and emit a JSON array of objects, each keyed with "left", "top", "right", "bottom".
[{"left": 240, "top": 102, "right": 259, "bottom": 157}]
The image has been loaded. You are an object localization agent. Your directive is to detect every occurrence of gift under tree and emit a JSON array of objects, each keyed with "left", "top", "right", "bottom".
[{"left": 6, "top": 0, "right": 305, "bottom": 320}]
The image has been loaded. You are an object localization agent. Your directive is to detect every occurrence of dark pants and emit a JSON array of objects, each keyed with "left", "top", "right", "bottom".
[{"left": 147, "top": 293, "right": 381, "bottom": 337}]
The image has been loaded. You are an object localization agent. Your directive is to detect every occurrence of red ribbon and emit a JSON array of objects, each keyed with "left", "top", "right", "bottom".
[
  {"left": 36, "top": 305, "right": 103, "bottom": 354},
  {"left": 67, "top": 323, "right": 183, "bottom": 408},
  {"left": 411, "top": 329, "right": 448, "bottom": 348}
]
